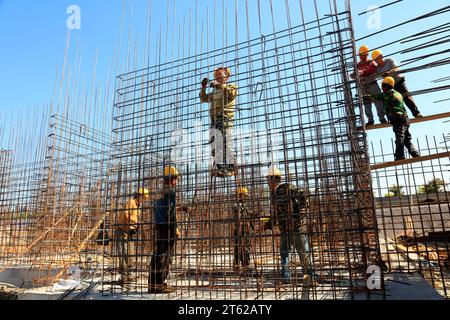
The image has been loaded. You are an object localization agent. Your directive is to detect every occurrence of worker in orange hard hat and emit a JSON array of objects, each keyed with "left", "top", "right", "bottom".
[
  {"left": 351, "top": 45, "right": 387, "bottom": 126},
  {"left": 372, "top": 77, "right": 420, "bottom": 161},
  {"left": 149, "top": 166, "right": 189, "bottom": 294},
  {"left": 200, "top": 67, "right": 238, "bottom": 178},
  {"left": 116, "top": 188, "right": 151, "bottom": 284},
  {"left": 372, "top": 50, "right": 423, "bottom": 118}
]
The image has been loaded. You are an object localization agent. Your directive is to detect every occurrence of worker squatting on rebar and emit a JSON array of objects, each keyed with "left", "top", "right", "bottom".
[
  {"left": 200, "top": 67, "right": 238, "bottom": 178},
  {"left": 148, "top": 166, "right": 185, "bottom": 294},
  {"left": 351, "top": 45, "right": 387, "bottom": 126},
  {"left": 264, "top": 167, "right": 313, "bottom": 284},
  {"left": 115, "top": 188, "right": 150, "bottom": 284},
  {"left": 372, "top": 77, "right": 421, "bottom": 161}
]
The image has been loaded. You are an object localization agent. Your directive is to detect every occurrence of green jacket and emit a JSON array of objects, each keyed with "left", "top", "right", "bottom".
[
  {"left": 269, "top": 183, "right": 308, "bottom": 232},
  {"left": 373, "top": 89, "right": 407, "bottom": 118}
]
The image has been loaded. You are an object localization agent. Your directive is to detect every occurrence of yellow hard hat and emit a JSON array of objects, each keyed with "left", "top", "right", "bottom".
[
  {"left": 237, "top": 187, "right": 249, "bottom": 195},
  {"left": 138, "top": 188, "right": 150, "bottom": 196},
  {"left": 359, "top": 45, "right": 370, "bottom": 55},
  {"left": 372, "top": 49, "right": 383, "bottom": 60},
  {"left": 267, "top": 167, "right": 282, "bottom": 178},
  {"left": 382, "top": 77, "right": 395, "bottom": 87},
  {"left": 164, "top": 166, "right": 181, "bottom": 178}
]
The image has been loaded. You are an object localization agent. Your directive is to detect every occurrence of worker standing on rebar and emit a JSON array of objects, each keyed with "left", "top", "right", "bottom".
[
  {"left": 351, "top": 45, "right": 387, "bottom": 126},
  {"left": 373, "top": 77, "right": 421, "bottom": 161},
  {"left": 115, "top": 188, "right": 150, "bottom": 284},
  {"left": 200, "top": 67, "right": 238, "bottom": 178},
  {"left": 148, "top": 166, "right": 182, "bottom": 294},
  {"left": 232, "top": 186, "right": 254, "bottom": 272},
  {"left": 264, "top": 168, "right": 313, "bottom": 285},
  {"left": 372, "top": 50, "right": 424, "bottom": 118}
]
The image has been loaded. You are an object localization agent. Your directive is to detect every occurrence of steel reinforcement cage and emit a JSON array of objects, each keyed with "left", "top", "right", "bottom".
[{"left": 106, "top": 3, "right": 383, "bottom": 300}]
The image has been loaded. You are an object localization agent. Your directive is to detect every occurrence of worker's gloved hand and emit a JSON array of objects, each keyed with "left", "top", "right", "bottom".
[
  {"left": 176, "top": 228, "right": 181, "bottom": 239},
  {"left": 202, "top": 78, "right": 209, "bottom": 88}
]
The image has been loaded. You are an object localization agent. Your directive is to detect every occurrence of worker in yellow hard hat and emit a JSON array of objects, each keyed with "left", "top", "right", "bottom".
[
  {"left": 149, "top": 166, "right": 187, "bottom": 294},
  {"left": 372, "top": 50, "right": 423, "bottom": 118},
  {"left": 115, "top": 187, "right": 151, "bottom": 284},
  {"left": 200, "top": 67, "right": 238, "bottom": 178},
  {"left": 264, "top": 167, "right": 313, "bottom": 287},
  {"left": 232, "top": 186, "right": 255, "bottom": 271},
  {"left": 351, "top": 45, "right": 387, "bottom": 126},
  {"left": 371, "top": 77, "right": 420, "bottom": 161}
]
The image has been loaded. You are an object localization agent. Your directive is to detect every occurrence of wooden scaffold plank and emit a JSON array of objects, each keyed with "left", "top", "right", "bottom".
[{"left": 370, "top": 152, "right": 450, "bottom": 171}]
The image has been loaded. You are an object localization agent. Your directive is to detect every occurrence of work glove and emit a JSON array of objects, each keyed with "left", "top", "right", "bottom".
[
  {"left": 202, "top": 78, "right": 209, "bottom": 88},
  {"left": 176, "top": 228, "right": 181, "bottom": 239}
]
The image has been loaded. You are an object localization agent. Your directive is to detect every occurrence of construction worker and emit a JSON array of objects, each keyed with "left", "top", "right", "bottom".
[
  {"left": 264, "top": 168, "right": 312, "bottom": 284},
  {"left": 148, "top": 166, "right": 183, "bottom": 294},
  {"left": 232, "top": 186, "right": 254, "bottom": 271},
  {"left": 373, "top": 77, "right": 421, "bottom": 161},
  {"left": 372, "top": 50, "right": 423, "bottom": 118},
  {"left": 351, "top": 45, "right": 387, "bottom": 126},
  {"left": 116, "top": 188, "right": 150, "bottom": 284},
  {"left": 200, "top": 67, "right": 238, "bottom": 177}
]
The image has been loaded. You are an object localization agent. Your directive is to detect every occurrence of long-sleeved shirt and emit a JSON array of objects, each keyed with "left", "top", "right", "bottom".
[
  {"left": 357, "top": 60, "right": 377, "bottom": 78},
  {"left": 154, "top": 187, "right": 177, "bottom": 226},
  {"left": 200, "top": 83, "right": 238, "bottom": 121},
  {"left": 269, "top": 183, "right": 308, "bottom": 232},
  {"left": 376, "top": 58, "right": 404, "bottom": 83},
  {"left": 373, "top": 89, "right": 407, "bottom": 118},
  {"left": 233, "top": 201, "right": 254, "bottom": 235},
  {"left": 117, "top": 198, "right": 140, "bottom": 232}
]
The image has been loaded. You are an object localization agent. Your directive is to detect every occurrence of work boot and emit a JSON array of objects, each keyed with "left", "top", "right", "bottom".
[
  {"left": 414, "top": 113, "right": 424, "bottom": 118},
  {"left": 410, "top": 151, "right": 420, "bottom": 158},
  {"left": 281, "top": 267, "right": 291, "bottom": 284},
  {"left": 366, "top": 120, "right": 375, "bottom": 127},
  {"left": 149, "top": 285, "right": 176, "bottom": 294},
  {"left": 395, "top": 156, "right": 406, "bottom": 161},
  {"left": 379, "top": 118, "right": 388, "bottom": 124}
]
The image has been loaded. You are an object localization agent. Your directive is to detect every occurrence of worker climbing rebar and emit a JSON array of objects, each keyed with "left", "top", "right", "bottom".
[
  {"left": 200, "top": 67, "right": 238, "bottom": 178},
  {"left": 148, "top": 166, "right": 184, "bottom": 294},
  {"left": 115, "top": 188, "right": 150, "bottom": 285},
  {"left": 373, "top": 77, "right": 421, "bottom": 161},
  {"left": 352, "top": 45, "right": 387, "bottom": 126},
  {"left": 372, "top": 50, "right": 424, "bottom": 119},
  {"left": 264, "top": 167, "right": 313, "bottom": 286},
  {"left": 232, "top": 186, "right": 255, "bottom": 272}
]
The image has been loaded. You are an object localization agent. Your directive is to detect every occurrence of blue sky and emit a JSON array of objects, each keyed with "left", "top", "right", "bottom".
[
  {"left": 0, "top": 0, "right": 449, "bottom": 191},
  {"left": 1, "top": 0, "right": 447, "bottom": 114}
]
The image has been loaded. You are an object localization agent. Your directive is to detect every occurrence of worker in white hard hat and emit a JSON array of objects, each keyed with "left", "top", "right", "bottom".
[
  {"left": 232, "top": 186, "right": 255, "bottom": 271},
  {"left": 264, "top": 167, "right": 313, "bottom": 286},
  {"left": 116, "top": 187, "right": 150, "bottom": 284},
  {"left": 149, "top": 166, "right": 189, "bottom": 294},
  {"left": 351, "top": 45, "right": 387, "bottom": 126}
]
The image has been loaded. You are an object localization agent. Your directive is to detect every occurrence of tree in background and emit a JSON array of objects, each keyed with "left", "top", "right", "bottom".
[
  {"left": 385, "top": 185, "right": 405, "bottom": 197},
  {"left": 419, "top": 178, "right": 445, "bottom": 194}
]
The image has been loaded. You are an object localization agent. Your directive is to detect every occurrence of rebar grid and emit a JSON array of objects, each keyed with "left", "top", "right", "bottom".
[{"left": 0, "top": 0, "right": 449, "bottom": 301}]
